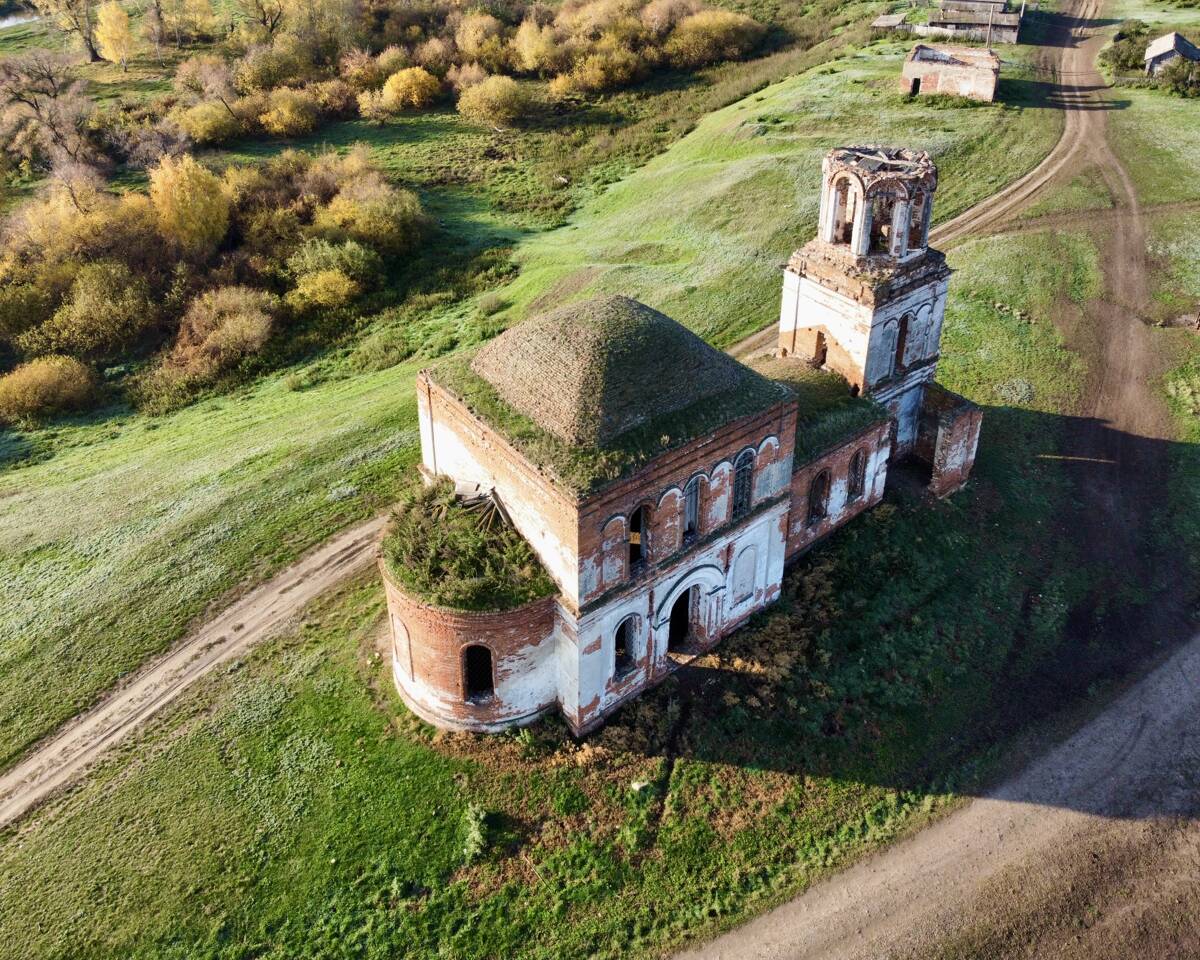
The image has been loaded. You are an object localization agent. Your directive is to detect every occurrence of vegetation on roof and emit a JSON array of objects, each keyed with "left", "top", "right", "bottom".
[
  {"left": 431, "top": 350, "right": 790, "bottom": 498},
  {"left": 748, "top": 355, "right": 888, "bottom": 462},
  {"left": 471, "top": 296, "right": 765, "bottom": 447},
  {"left": 381, "top": 480, "right": 556, "bottom": 612}
]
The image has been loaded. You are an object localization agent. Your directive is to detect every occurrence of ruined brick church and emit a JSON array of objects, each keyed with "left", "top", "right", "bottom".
[{"left": 380, "top": 146, "right": 982, "bottom": 734}]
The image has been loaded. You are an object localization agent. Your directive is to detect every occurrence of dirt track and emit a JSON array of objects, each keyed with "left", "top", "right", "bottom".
[
  {"left": 687, "top": 1, "right": 1199, "bottom": 956},
  {"left": 0, "top": 515, "right": 386, "bottom": 829}
]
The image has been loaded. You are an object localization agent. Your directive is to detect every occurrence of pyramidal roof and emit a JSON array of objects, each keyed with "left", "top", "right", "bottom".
[{"left": 470, "top": 296, "right": 760, "bottom": 448}]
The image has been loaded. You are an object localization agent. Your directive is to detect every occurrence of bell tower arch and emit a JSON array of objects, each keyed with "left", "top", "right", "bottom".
[{"left": 778, "top": 146, "right": 951, "bottom": 454}]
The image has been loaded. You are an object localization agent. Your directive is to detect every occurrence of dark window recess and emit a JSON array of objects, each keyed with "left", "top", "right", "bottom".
[
  {"left": 629, "top": 506, "right": 647, "bottom": 569},
  {"left": 808, "top": 470, "right": 830, "bottom": 525},
  {"left": 463, "top": 645, "right": 494, "bottom": 702},
  {"left": 683, "top": 479, "right": 700, "bottom": 541},
  {"left": 848, "top": 449, "right": 867, "bottom": 500},
  {"left": 614, "top": 617, "right": 636, "bottom": 676},
  {"left": 895, "top": 313, "right": 910, "bottom": 373},
  {"left": 732, "top": 452, "right": 754, "bottom": 521}
]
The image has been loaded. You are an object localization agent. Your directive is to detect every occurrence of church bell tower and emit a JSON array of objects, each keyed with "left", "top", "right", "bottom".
[{"left": 778, "top": 146, "right": 951, "bottom": 454}]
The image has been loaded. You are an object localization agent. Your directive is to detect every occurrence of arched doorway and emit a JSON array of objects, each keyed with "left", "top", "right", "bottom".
[{"left": 668, "top": 586, "right": 697, "bottom": 652}]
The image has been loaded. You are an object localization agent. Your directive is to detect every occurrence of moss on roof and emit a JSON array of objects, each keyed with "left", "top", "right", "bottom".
[
  {"left": 430, "top": 347, "right": 790, "bottom": 499},
  {"left": 470, "top": 296, "right": 766, "bottom": 448},
  {"left": 381, "top": 480, "right": 557, "bottom": 612},
  {"left": 747, "top": 355, "right": 889, "bottom": 463}
]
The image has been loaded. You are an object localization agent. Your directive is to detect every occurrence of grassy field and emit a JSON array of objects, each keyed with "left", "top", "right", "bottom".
[
  {"left": 1109, "top": 84, "right": 1200, "bottom": 205},
  {"left": 0, "top": 37, "right": 1063, "bottom": 770},
  {"left": 489, "top": 41, "right": 1064, "bottom": 346},
  {"left": 1017, "top": 166, "right": 1115, "bottom": 219},
  {"left": 0, "top": 227, "right": 1113, "bottom": 960}
]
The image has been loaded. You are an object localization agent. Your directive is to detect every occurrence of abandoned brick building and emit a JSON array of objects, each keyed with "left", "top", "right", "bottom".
[{"left": 380, "top": 146, "right": 982, "bottom": 735}]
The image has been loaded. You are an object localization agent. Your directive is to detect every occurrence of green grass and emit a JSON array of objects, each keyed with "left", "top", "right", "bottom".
[
  {"left": 1109, "top": 84, "right": 1200, "bottom": 205},
  {"left": 486, "top": 41, "right": 1064, "bottom": 347},
  {"left": 0, "top": 35, "right": 1065, "bottom": 769},
  {"left": 0, "top": 228, "right": 1124, "bottom": 960},
  {"left": 1018, "top": 166, "right": 1115, "bottom": 219}
]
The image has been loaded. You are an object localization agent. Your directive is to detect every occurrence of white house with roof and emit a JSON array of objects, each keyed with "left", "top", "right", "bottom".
[{"left": 1145, "top": 32, "right": 1200, "bottom": 76}]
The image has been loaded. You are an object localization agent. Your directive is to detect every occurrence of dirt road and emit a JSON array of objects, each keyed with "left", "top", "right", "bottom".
[
  {"left": 687, "top": 0, "right": 1198, "bottom": 955},
  {"left": 0, "top": 515, "right": 386, "bottom": 829},
  {"left": 680, "top": 630, "right": 1200, "bottom": 960}
]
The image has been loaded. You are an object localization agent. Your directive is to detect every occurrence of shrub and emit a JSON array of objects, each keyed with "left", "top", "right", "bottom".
[
  {"left": 339, "top": 47, "right": 383, "bottom": 89},
  {"left": 664, "top": 9, "right": 764, "bottom": 67},
  {"left": 457, "top": 75, "right": 534, "bottom": 128},
  {"left": 447, "top": 61, "right": 489, "bottom": 93},
  {"left": 309, "top": 78, "right": 357, "bottom": 117},
  {"left": 381, "top": 478, "right": 556, "bottom": 610},
  {"left": 511, "top": 19, "right": 564, "bottom": 74},
  {"left": 259, "top": 87, "right": 320, "bottom": 136},
  {"left": 380, "top": 67, "right": 442, "bottom": 111},
  {"left": 1162, "top": 56, "right": 1200, "bottom": 96},
  {"left": 176, "top": 100, "right": 242, "bottom": 145},
  {"left": 640, "top": 0, "right": 701, "bottom": 38},
  {"left": 456, "top": 13, "right": 508, "bottom": 71},
  {"left": 311, "top": 182, "right": 425, "bottom": 254},
  {"left": 1100, "top": 20, "right": 1149, "bottom": 73},
  {"left": 22, "top": 261, "right": 154, "bottom": 361},
  {"left": 286, "top": 267, "right": 360, "bottom": 309},
  {"left": 414, "top": 36, "right": 454, "bottom": 76},
  {"left": 552, "top": 46, "right": 645, "bottom": 95},
  {"left": 0, "top": 355, "right": 95, "bottom": 423},
  {"left": 355, "top": 89, "right": 390, "bottom": 122},
  {"left": 286, "top": 238, "right": 382, "bottom": 284},
  {"left": 376, "top": 45, "right": 409, "bottom": 76},
  {"left": 236, "top": 41, "right": 313, "bottom": 92},
  {"left": 149, "top": 154, "right": 231, "bottom": 260},
  {"left": 164, "top": 285, "right": 276, "bottom": 379}
]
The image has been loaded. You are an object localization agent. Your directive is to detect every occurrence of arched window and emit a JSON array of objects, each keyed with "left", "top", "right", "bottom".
[
  {"left": 868, "top": 193, "right": 897, "bottom": 254},
  {"left": 908, "top": 191, "right": 927, "bottom": 249},
  {"left": 614, "top": 615, "right": 637, "bottom": 677},
  {"left": 807, "top": 470, "right": 830, "bottom": 525},
  {"left": 463, "top": 645, "right": 494, "bottom": 702},
  {"left": 733, "top": 546, "right": 757, "bottom": 604},
  {"left": 629, "top": 505, "right": 648, "bottom": 570},
  {"left": 894, "top": 313, "right": 911, "bottom": 375},
  {"left": 683, "top": 477, "right": 700, "bottom": 543},
  {"left": 847, "top": 449, "right": 867, "bottom": 500},
  {"left": 732, "top": 451, "right": 755, "bottom": 521},
  {"left": 831, "top": 178, "right": 855, "bottom": 244}
]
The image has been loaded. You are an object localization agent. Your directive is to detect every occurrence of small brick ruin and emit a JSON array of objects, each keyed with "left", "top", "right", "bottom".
[
  {"left": 901, "top": 44, "right": 1001, "bottom": 102},
  {"left": 382, "top": 145, "right": 982, "bottom": 735}
]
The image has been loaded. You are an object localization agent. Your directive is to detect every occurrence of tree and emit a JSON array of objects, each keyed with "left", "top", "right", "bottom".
[
  {"left": 31, "top": 0, "right": 102, "bottom": 62},
  {"left": 457, "top": 75, "right": 533, "bottom": 129},
  {"left": 1162, "top": 56, "right": 1200, "bottom": 97},
  {"left": 0, "top": 52, "right": 96, "bottom": 169},
  {"left": 235, "top": 0, "right": 284, "bottom": 40},
  {"left": 148, "top": 153, "right": 230, "bottom": 259},
  {"left": 95, "top": 1, "right": 134, "bottom": 70}
]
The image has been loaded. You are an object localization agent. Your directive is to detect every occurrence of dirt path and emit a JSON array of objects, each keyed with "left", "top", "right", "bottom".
[
  {"left": 679, "top": 630, "right": 1200, "bottom": 960},
  {"left": 687, "top": 1, "right": 1196, "bottom": 956},
  {"left": 0, "top": 515, "right": 386, "bottom": 829}
]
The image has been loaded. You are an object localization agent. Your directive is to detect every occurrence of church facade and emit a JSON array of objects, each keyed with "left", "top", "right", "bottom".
[{"left": 380, "top": 146, "right": 982, "bottom": 735}]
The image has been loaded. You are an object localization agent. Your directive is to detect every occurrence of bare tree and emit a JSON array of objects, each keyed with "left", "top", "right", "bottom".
[
  {"left": 235, "top": 0, "right": 284, "bottom": 40},
  {"left": 0, "top": 51, "right": 97, "bottom": 169},
  {"left": 31, "top": 0, "right": 102, "bottom": 62}
]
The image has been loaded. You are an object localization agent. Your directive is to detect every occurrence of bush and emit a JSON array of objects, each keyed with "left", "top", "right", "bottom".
[
  {"left": 376, "top": 45, "right": 409, "bottom": 76},
  {"left": 175, "top": 100, "right": 242, "bottom": 145},
  {"left": 0, "top": 355, "right": 95, "bottom": 423},
  {"left": 552, "top": 46, "right": 645, "bottom": 95},
  {"left": 236, "top": 41, "right": 313, "bottom": 92},
  {"left": 380, "top": 67, "right": 442, "bottom": 111},
  {"left": 1163, "top": 56, "right": 1200, "bottom": 96},
  {"left": 22, "top": 261, "right": 154, "bottom": 361},
  {"left": 455, "top": 13, "right": 509, "bottom": 71},
  {"left": 1100, "top": 20, "right": 1149, "bottom": 73},
  {"left": 640, "top": 0, "right": 701, "bottom": 38},
  {"left": 447, "top": 62, "right": 489, "bottom": 93},
  {"left": 286, "top": 238, "right": 382, "bottom": 284},
  {"left": 511, "top": 19, "right": 564, "bottom": 74},
  {"left": 164, "top": 285, "right": 276, "bottom": 379},
  {"left": 414, "top": 37, "right": 454, "bottom": 76},
  {"left": 664, "top": 10, "right": 764, "bottom": 67},
  {"left": 457, "top": 75, "right": 534, "bottom": 128},
  {"left": 309, "top": 78, "right": 358, "bottom": 117},
  {"left": 381, "top": 478, "right": 556, "bottom": 610},
  {"left": 339, "top": 47, "right": 383, "bottom": 90},
  {"left": 259, "top": 88, "right": 320, "bottom": 137},
  {"left": 149, "top": 154, "right": 231, "bottom": 260},
  {"left": 286, "top": 267, "right": 360, "bottom": 309},
  {"left": 312, "top": 182, "right": 425, "bottom": 253}
]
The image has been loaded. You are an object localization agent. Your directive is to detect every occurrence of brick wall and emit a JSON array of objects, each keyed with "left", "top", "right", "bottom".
[
  {"left": 380, "top": 561, "right": 560, "bottom": 732},
  {"left": 787, "top": 419, "right": 893, "bottom": 558}
]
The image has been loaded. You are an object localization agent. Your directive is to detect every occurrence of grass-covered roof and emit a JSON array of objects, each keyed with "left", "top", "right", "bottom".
[
  {"left": 429, "top": 346, "right": 790, "bottom": 499},
  {"left": 381, "top": 481, "right": 557, "bottom": 612},
  {"left": 747, "top": 355, "right": 889, "bottom": 463},
  {"left": 470, "top": 296, "right": 769, "bottom": 448}
]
